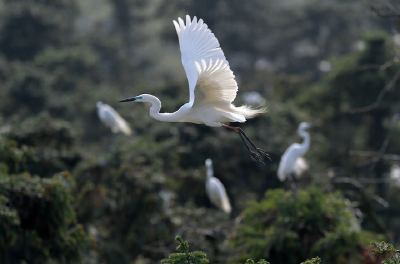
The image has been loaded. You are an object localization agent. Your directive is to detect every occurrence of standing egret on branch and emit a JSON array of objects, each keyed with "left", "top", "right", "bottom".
[
  {"left": 277, "top": 122, "right": 310, "bottom": 194},
  {"left": 118, "top": 15, "right": 269, "bottom": 164},
  {"left": 205, "top": 159, "right": 231, "bottom": 214},
  {"left": 96, "top": 102, "right": 132, "bottom": 135}
]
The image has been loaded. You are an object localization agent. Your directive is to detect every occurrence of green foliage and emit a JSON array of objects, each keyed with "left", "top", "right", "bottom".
[
  {"left": 230, "top": 188, "right": 376, "bottom": 264},
  {"left": 296, "top": 31, "right": 400, "bottom": 168},
  {"left": 1, "top": 113, "right": 81, "bottom": 177},
  {"left": 162, "top": 236, "right": 324, "bottom": 264},
  {"left": 245, "top": 259, "right": 270, "bottom": 264},
  {"left": 0, "top": 171, "right": 94, "bottom": 263},
  {"left": 0, "top": 118, "right": 93, "bottom": 263},
  {"left": 369, "top": 241, "right": 400, "bottom": 264},
  {"left": 161, "top": 236, "right": 209, "bottom": 264},
  {"left": 73, "top": 137, "right": 175, "bottom": 263},
  {"left": 0, "top": 195, "right": 20, "bottom": 246},
  {"left": 300, "top": 257, "right": 321, "bottom": 264},
  {"left": 0, "top": 0, "right": 77, "bottom": 60}
]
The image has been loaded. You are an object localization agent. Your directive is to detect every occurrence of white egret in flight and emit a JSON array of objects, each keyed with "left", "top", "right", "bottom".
[
  {"left": 205, "top": 159, "right": 231, "bottom": 213},
  {"left": 96, "top": 102, "right": 132, "bottom": 135},
  {"left": 119, "top": 15, "right": 269, "bottom": 164},
  {"left": 277, "top": 122, "right": 310, "bottom": 193}
]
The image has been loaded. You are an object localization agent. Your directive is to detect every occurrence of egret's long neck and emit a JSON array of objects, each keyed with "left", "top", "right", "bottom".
[
  {"left": 298, "top": 130, "right": 310, "bottom": 155},
  {"left": 206, "top": 166, "right": 213, "bottom": 179},
  {"left": 145, "top": 95, "right": 178, "bottom": 122}
]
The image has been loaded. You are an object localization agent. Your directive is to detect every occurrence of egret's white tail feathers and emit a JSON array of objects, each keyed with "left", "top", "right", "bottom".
[
  {"left": 221, "top": 196, "right": 232, "bottom": 214},
  {"left": 234, "top": 105, "right": 267, "bottom": 119},
  {"left": 115, "top": 116, "right": 132, "bottom": 136},
  {"left": 97, "top": 102, "right": 132, "bottom": 136},
  {"left": 277, "top": 156, "right": 308, "bottom": 181},
  {"left": 277, "top": 164, "right": 286, "bottom": 182},
  {"left": 293, "top": 157, "right": 308, "bottom": 178},
  {"left": 205, "top": 158, "right": 232, "bottom": 214}
]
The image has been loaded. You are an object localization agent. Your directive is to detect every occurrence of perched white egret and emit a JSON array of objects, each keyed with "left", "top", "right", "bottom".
[
  {"left": 96, "top": 102, "right": 132, "bottom": 135},
  {"left": 277, "top": 122, "right": 310, "bottom": 182},
  {"left": 119, "top": 15, "right": 269, "bottom": 164},
  {"left": 205, "top": 159, "right": 231, "bottom": 213}
]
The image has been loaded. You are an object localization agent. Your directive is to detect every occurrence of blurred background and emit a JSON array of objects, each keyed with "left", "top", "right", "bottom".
[{"left": 1, "top": 0, "right": 400, "bottom": 263}]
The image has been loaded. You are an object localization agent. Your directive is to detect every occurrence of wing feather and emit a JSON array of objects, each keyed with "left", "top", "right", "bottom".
[
  {"left": 173, "top": 15, "right": 228, "bottom": 105},
  {"left": 193, "top": 59, "right": 238, "bottom": 105}
]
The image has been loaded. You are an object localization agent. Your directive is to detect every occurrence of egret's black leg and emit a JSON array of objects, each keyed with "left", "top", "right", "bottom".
[
  {"left": 237, "top": 132, "right": 265, "bottom": 165},
  {"left": 221, "top": 124, "right": 270, "bottom": 164},
  {"left": 288, "top": 173, "right": 298, "bottom": 198}
]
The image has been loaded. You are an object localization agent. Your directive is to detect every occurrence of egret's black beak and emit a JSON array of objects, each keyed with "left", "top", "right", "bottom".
[{"left": 118, "top": 97, "right": 137, "bottom": 102}]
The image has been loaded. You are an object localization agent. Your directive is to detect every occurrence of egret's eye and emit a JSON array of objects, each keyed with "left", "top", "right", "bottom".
[{"left": 135, "top": 96, "right": 142, "bottom": 100}]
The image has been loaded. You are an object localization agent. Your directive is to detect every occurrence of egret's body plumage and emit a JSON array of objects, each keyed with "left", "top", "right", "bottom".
[
  {"left": 119, "top": 15, "right": 269, "bottom": 163},
  {"left": 96, "top": 102, "right": 132, "bottom": 135},
  {"left": 205, "top": 159, "right": 231, "bottom": 214},
  {"left": 277, "top": 122, "right": 310, "bottom": 181}
]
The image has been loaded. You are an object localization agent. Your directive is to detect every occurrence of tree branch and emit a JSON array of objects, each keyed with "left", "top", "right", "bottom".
[
  {"left": 350, "top": 69, "right": 400, "bottom": 113},
  {"left": 370, "top": 3, "right": 400, "bottom": 18}
]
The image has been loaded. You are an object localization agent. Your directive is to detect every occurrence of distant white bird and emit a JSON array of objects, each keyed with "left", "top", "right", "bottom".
[
  {"left": 119, "top": 15, "right": 269, "bottom": 164},
  {"left": 205, "top": 159, "right": 231, "bottom": 213},
  {"left": 278, "top": 122, "right": 310, "bottom": 182},
  {"left": 96, "top": 101, "right": 132, "bottom": 135},
  {"left": 159, "top": 190, "right": 175, "bottom": 209},
  {"left": 390, "top": 164, "right": 400, "bottom": 185},
  {"left": 318, "top": 60, "right": 332, "bottom": 72},
  {"left": 242, "top": 91, "right": 266, "bottom": 106}
]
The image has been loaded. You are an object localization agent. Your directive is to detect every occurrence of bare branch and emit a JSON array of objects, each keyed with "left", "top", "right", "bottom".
[
  {"left": 349, "top": 150, "right": 400, "bottom": 161},
  {"left": 372, "top": 194, "right": 389, "bottom": 208},
  {"left": 367, "top": 113, "right": 400, "bottom": 174},
  {"left": 335, "top": 177, "right": 396, "bottom": 184},
  {"left": 350, "top": 69, "right": 400, "bottom": 113},
  {"left": 371, "top": 3, "right": 400, "bottom": 18},
  {"left": 380, "top": 55, "right": 400, "bottom": 71},
  {"left": 332, "top": 177, "right": 389, "bottom": 236}
]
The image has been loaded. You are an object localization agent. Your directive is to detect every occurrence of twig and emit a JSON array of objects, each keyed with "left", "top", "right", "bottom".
[
  {"left": 371, "top": 3, "right": 400, "bottom": 18},
  {"left": 372, "top": 194, "right": 389, "bottom": 208},
  {"left": 368, "top": 113, "right": 400, "bottom": 174},
  {"left": 349, "top": 150, "right": 400, "bottom": 161},
  {"left": 351, "top": 69, "right": 400, "bottom": 113},
  {"left": 332, "top": 177, "right": 389, "bottom": 236},
  {"left": 335, "top": 177, "right": 398, "bottom": 184}
]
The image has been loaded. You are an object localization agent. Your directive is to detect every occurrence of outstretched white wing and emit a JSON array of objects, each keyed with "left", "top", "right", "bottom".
[
  {"left": 173, "top": 15, "right": 229, "bottom": 105},
  {"left": 193, "top": 59, "right": 238, "bottom": 107}
]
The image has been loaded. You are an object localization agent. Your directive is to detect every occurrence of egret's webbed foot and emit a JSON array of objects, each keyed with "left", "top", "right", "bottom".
[
  {"left": 225, "top": 126, "right": 270, "bottom": 164},
  {"left": 256, "top": 147, "right": 271, "bottom": 161},
  {"left": 250, "top": 151, "right": 265, "bottom": 165}
]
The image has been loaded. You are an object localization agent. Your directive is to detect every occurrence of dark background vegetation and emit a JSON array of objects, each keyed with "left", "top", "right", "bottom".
[{"left": 1, "top": 0, "right": 400, "bottom": 263}]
